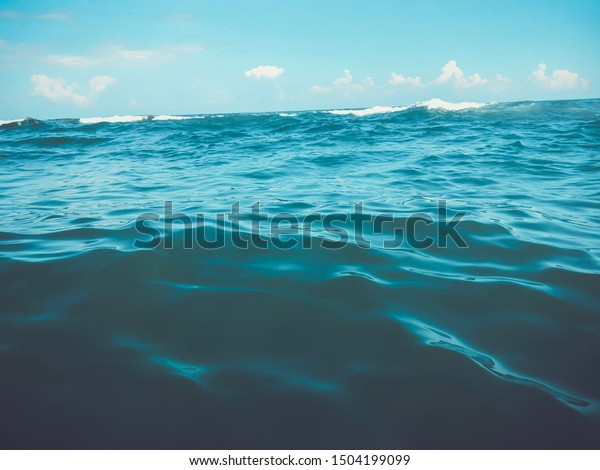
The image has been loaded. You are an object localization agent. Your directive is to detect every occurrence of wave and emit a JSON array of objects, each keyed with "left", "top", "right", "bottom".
[
  {"left": 151, "top": 114, "right": 204, "bottom": 121},
  {"left": 0, "top": 117, "right": 44, "bottom": 128},
  {"left": 79, "top": 114, "right": 204, "bottom": 124},
  {"left": 328, "top": 105, "right": 409, "bottom": 117},
  {"left": 420, "top": 98, "right": 489, "bottom": 111},
  {"left": 4, "top": 99, "right": 592, "bottom": 128},
  {"left": 80, "top": 115, "right": 149, "bottom": 124},
  {"left": 327, "top": 98, "right": 490, "bottom": 117},
  {"left": 393, "top": 315, "right": 592, "bottom": 409},
  {"left": 0, "top": 118, "right": 26, "bottom": 127}
]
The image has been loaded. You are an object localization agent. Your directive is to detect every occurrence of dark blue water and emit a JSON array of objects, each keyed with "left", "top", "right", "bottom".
[{"left": 1, "top": 99, "right": 599, "bottom": 448}]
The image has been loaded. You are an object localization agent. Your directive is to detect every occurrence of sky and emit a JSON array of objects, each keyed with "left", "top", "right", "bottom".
[{"left": 1, "top": 0, "right": 599, "bottom": 119}]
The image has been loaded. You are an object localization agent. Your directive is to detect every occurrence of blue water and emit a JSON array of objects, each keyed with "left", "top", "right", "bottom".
[{"left": 1, "top": 98, "right": 599, "bottom": 448}]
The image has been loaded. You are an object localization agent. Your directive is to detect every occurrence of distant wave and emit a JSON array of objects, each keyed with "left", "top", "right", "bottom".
[
  {"left": 327, "top": 98, "right": 490, "bottom": 117},
  {"left": 79, "top": 114, "right": 204, "bottom": 124},
  {"left": 420, "top": 98, "right": 489, "bottom": 111},
  {"left": 0, "top": 117, "right": 45, "bottom": 129},
  {"left": 328, "top": 105, "right": 409, "bottom": 117},
  {"left": 0, "top": 118, "right": 26, "bottom": 127},
  {"left": 3, "top": 99, "right": 595, "bottom": 128},
  {"left": 2, "top": 99, "right": 491, "bottom": 127},
  {"left": 151, "top": 115, "right": 204, "bottom": 121},
  {"left": 80, "top": 115, "right": 148, "bottom": 124}
]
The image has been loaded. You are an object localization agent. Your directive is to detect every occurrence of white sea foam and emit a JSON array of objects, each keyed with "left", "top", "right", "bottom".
[
  {"left": 328, "top": 99, "right": 489, "bottom": 117},
  {"left": 80, "top": 115, "right": 148, "bottom": 124},
  {"left": 418, "top": 98, "right": 489, "bottom": 111},
  {"left": 0, "top": 118, "right": 26, "bottom": 126},
  {"left": 328, "top": 105, "right": 409, "bottom": 117},
  {"left": 77, "top": 100, "right": 490, "bottom": 124},
  {"left": 151, "top": 115, "right": 204, "bottom": 121},
  {"left": 80, "top": 114, "right": 205, "bottom": 124}
]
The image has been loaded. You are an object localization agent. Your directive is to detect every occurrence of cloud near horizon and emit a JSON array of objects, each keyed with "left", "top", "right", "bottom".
[
  {"left": 313, "top": 60, "right": 512, "bottom": 96},
  {"left": 30, "top": 74, "right": 117, "bottom": 106},
  {"left": 309, "top": 69, "right": 371, "bottom": 95},
  {"left": 244, "top": 65, "right": 285, "bottom": 80},
  {"left": 435, "top": 60, "right": 490, "bottom": 87},
  {"left": 531, "top": 63, "right": 589, "bottom": 90},
  {"left": 389, "top": 72, "right": 423, "bottom": 88}
]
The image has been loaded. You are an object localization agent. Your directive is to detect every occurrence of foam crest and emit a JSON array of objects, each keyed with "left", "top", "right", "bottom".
[
  {"left": 419, "top": 98, "right": 489, "bottom": 111},
  {"left": 328, "top": 105, "right": 408, "bottom": 117},
  {"left": 151, "top": 115, "right": 204, "bottom": 121},
  {"left": 79, "top": 114, "right": 206, "bottom": 124},
  {"left": 0, "top": 118, "right": 26, "bottom": 126},
  {"left": 80, "top": 115, "right": 148, "bottom": 124},
  {"left": 327, "top": 99, "right": 490, "bottom": 117}
]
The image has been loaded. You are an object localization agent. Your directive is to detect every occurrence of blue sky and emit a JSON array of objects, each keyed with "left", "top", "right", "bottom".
[{"left": 1, "top": 0, "right": 599, "bottom": 119}]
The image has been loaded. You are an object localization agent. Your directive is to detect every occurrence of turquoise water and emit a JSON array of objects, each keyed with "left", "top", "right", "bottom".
[{"left": 1, "top": 99, "right": 599, "bottom": 448}]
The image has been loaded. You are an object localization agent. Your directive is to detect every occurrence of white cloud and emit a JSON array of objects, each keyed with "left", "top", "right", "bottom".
[
  {"left": 31, "top": 75, "right": 88, "bottom": 105},
  {"left": 310, "top": 69, "right": 368, "bottom": 95},
  {"left": 531, "top": 63, "right": 589, "bottom": 90},
  {"left": 30, "top": 74, "right": 117, "bottom": 106},
  {"left": 45, "top": 43, "right": 203, "bottom": 69},
  {"left": 388, "top": 72, "right": 423, "bottom": 88},
  {"left": 244, "top": 65, "right": 285, "bottom": 80},
  {"left": 435, "top": 60, "right": 489, "bottom": 88},
  {"left": 467, "top": 72, "right": 487, "bottom": 86},
  {"left": 333, "top": 69, "right": 353, "bottom": 87},
  {"left": 436, "top": 60, "right": 463, "bottom": 84}
]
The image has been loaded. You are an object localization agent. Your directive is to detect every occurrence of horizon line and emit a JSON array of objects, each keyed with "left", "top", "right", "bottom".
[{"left": 2, "top": 96, "right": 599, "bottom": 122}]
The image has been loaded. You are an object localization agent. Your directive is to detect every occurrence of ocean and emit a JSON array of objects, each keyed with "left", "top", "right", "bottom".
[{"left": 1, "top": 98, "right": 599, "bottom": 449}]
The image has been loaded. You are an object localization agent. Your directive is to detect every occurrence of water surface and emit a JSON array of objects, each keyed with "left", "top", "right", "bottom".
[{"left": 1, "top": 99, "right": 599, "bottom": 448}]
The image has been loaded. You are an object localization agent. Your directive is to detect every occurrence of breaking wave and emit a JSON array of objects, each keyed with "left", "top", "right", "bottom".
[
  {"left": 79, "top": 114, "right": 204, "bottom": 124},
  {"left": 327, "top": 98, "right": 490, "bottom": 116}
]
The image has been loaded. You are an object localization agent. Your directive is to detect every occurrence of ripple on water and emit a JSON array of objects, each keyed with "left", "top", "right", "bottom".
[{"left": 392, "top": 315, "right": 592, "bottom": 409}]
